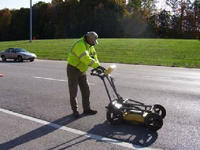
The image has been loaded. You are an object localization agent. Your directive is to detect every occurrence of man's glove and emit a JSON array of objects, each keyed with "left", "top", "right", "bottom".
[
  {"left": 95, "top": 66, "right": 106, "bottom": 74},
  {"left": 97, "top": 66, "right": 106, "bottom": 71},
  {"left": 91, "top": 66, "right": 106, "bottom": 76}
]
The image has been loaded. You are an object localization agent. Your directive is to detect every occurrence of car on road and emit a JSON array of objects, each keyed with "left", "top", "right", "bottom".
[{"left": 0, "top": 48, "right": 37, "bottom": 62}]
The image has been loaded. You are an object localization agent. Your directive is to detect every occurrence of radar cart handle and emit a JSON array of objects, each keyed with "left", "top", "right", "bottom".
[{"left": 90, "top": 66, "right": 106, "bottom": 77}]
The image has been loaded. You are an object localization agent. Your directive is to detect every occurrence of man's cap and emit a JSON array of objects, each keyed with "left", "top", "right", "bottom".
[{"left": 86, "top": 31, "right": 98, "bottom": 44}]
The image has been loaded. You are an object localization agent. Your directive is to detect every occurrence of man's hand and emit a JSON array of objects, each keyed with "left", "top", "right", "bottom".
[
  {"left": 91, "top": 66, "right": 106, "bottom": 76},
  {"left": 97, "top": 66, "right": 106, "bottom": 71},
  {"left": 94, "top": 66, "right": 106, "bottom": 74}
]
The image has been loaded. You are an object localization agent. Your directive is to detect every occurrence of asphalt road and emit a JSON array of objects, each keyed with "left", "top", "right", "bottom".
[{"left": 0, "top": 59, "right": 200, "bottom": 150}]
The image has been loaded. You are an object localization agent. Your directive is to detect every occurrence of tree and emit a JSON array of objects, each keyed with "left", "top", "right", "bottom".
[
  {"left": 141, "top": 0, "right": 157, "bottom": 13},
  {"left": 8, "top": 8, "right": 30, "bottom": 40},
  {"left": 193, "top": 0, "right": 200, "bottom": 39},
  {"left": 0, "top": 0, "right": 199, "bottom": 40},
  {"left": 128, "top": 0, "right": 157, "bottom": 15},
  {"left": 166, "top": 0, "right": 193, "bottom": 38},
  {"left": 75, "top": 0, "right": 126, "bottom": 37},
  {"left": 156, "top": 10, "right": 171, "bottom": 38},
  {"left": 0, "top": 9, "right": 12, "bottom": 40},
  {"left": 32, "top": 2, "right": 50, "bottom": 39},
  {"left": 128, "top": 0, "right": 142, "bottom": 11}
]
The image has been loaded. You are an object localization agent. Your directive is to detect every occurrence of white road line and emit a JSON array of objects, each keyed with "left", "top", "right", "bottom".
[
  {"left": 0, "top": 108, "right": 159, "bottom": 150},
  {"left": 33, "top": 76, "right": 68, "bottom": 82},
  {"left": 32, "top": 76, "right": 95, "bottom": 85}
]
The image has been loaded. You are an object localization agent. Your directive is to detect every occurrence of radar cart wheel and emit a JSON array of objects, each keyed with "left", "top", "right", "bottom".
[
  {"left": 107, "top": 109, "right": 123, "bottom": 125},
  {"left": 144, "top": 113, "right": 163, "bottom": 131},
  {"left": 152, "top": 104, "right": 166, "bottom": 119}
]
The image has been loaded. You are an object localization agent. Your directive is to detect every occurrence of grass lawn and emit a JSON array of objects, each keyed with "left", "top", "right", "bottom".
[{"left": 0, "top": 38, "right": 200, "bottom": 68}]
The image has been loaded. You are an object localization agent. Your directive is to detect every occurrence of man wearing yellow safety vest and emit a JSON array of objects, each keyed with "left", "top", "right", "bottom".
[{"left": 67, "top": 31, "right": 105, "bottom": 117}]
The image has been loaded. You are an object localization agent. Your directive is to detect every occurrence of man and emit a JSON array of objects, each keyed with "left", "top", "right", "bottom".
[{"left": 67, "top": 31, "right": 105, "bottom": 117}]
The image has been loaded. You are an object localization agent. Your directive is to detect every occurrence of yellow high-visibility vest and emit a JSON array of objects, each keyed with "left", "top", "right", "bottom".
[{"left": 67, "top": 36, "right": 100, "bottom": 73}]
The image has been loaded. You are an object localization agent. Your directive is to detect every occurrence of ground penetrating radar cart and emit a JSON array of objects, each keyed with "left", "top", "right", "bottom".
[{"left": 91, "top": 65, "right": 166, "bottom": 131}]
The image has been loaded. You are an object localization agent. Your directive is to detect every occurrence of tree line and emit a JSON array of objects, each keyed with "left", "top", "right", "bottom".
[{"left": 0, "top": 0, "right": 199, "bottom": 41}]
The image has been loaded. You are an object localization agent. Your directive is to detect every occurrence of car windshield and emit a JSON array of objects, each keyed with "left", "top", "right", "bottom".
[{"left": 15, "top": 48, "right": 27, "bottom": 52}]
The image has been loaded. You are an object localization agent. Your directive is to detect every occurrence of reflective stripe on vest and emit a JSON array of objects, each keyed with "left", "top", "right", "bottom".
[
  {"left": 78, "top": 52, "right": 87, "bottom": 59},
  {"left": 71, "top": 51, "right": 78, "bottom": 57},
  {"left": 71, "top": 51, "right": 87, "bottom": 59},
  {"left": 88, "top": 60, "right": 95, "bottom": 66}
]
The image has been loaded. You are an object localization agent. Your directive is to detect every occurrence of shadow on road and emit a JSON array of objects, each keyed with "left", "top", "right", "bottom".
[
  {"left": 0, "top": 114, "right": 158, "bottom": 150},
  {"left": 0, "top": 114, "right": 83, "bottom": 150},
  {"left": 0, "top": 60, "right": 31, "bottom": 63},
  {"left": 45, "top": 135, "right": 89, "bottom": 150},
  {"left": 88, "top": 121, "right": 158, "bottom": 147}
]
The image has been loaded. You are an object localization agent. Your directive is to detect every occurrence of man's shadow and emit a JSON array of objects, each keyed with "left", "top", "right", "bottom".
[
  {"left": 0, "top": 114, "right": 84, "bottom": 150},
  {"left": 0, "top": 114, "right": 158, "bottom": 150}
]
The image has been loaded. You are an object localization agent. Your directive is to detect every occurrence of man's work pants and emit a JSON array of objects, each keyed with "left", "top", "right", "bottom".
[{"left": 67, "top": 64, "right": 90, "bottom": 112}]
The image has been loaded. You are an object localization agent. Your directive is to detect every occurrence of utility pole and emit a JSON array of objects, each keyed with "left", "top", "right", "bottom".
[{"left": 30, "top": 0, "right": 32, "bottom": 42}]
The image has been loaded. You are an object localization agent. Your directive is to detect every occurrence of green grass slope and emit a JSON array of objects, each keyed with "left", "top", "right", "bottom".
[{"left": 0, "top": 38, "right": 200, "bottom": 68}]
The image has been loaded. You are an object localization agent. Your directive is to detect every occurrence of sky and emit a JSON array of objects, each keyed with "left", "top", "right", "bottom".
[
  {"left": 0, "top": 0, "right": 52, "bottom": 10},
  {"left": 0, "top": 0, "right": 166, "bottom": 10}
]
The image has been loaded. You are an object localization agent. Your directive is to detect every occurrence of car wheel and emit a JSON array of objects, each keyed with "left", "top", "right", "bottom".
[
  {"left": 18, "top": 56, "right": 23, "bottom": 62},
  {"left": 1, "top": 55, "right": 6, "bottom": 61},
  {"left": 30, "top": 59, "right": 34, "bottom": 62}
]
